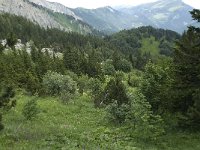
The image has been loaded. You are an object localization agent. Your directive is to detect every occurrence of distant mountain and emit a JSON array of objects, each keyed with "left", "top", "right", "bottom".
[
  {"left": 75, "top": 0, "right": 194, "bottom": 33},
  {"left": 0, "top": 0, "right": 195, "bottom": 34},
  {"left": 0, "top": 0, "right": 97, "bottom": 34},
  {"left": 117, "top": 0, "right": 194, "bottom": 33},
  {"left": 73, "top": 6, "right": 134, "bottom": 33}
]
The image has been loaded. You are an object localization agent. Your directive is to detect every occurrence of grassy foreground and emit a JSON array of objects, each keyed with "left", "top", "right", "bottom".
[{"left": 0, "top": 93, "right": 200, "bottom": 150}]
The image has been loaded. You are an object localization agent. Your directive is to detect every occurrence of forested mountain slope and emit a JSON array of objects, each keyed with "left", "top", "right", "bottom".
[
  {"left": 0, "top": 0, "right": 97, "bottom": 34},
  {"left": 0, "top": 0, "right": 194, "bottom": 34},
  {"left": 107, "top": 26, "right": 180, "bottom": 56},
  {"left": 0, "top": 7, "right": 200, "bottom": 150}
]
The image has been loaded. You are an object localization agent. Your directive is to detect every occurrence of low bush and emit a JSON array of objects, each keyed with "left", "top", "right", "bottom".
[
  {"left": 126, "top": 90, "right": 165, "bottom": 140},
  {"left": 42, "top": 71, "right": 77, "bottom": 102},
  {"left": 22, "top": 97, "right": 40, "bottom": 120},
  {"left": 106, "top": 89, "right": 165, "bottom": 141}
]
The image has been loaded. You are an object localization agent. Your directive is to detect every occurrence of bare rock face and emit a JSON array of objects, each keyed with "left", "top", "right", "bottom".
[
  {"left": 0, "top": 0, "right": 95, "bottom": 34},
  {"left": 0, "top": 0, "right": 64, "bottom": 30},
  {"left": 1, "top": 38, "right": 63, "bottom": 58},
  {"left": 28, "top": 0, "right": 82, "bottom": 20}
]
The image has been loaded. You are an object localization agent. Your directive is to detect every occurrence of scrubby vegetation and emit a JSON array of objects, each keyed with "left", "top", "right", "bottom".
[{"left": 0, "top": 9, "right": 200, "bottom": 149}]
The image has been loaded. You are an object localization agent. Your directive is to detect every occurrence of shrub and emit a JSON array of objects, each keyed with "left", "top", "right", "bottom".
[
  {"left": 103, "top": 74, "right": 129, "bottom": 106},
  {"left": 88, "top": 78, "right": 103, "bottom": 107},
  {"left": 42, "top": 71, "right": 77, "bottom": 102},
  {"left": 106, "top": 89, "right": 165, "bottom": 140},
  {"left": 77, "top": 75, "right": 90, "bottom": 94},
  {"left": 126, "top": 90, "right": 165, "bottom": 141},
  {"left": 127, "top": 72, "right": 142, "bottom": 88},
  {"left": 22, "top": 97, "right": 39, "bottom": 120},
  {"left": 141, "top": 60, "right": 174, "bottom": 113},
  {"left": 106, "top": 101, "right": 130, "bottom": 124}
]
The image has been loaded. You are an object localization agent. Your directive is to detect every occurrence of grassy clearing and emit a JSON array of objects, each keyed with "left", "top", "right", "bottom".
[
  {"left": 0, "top": 94, "right": 200, "bottom": 149},
  {"left": 140, "top": 36, "right": 160, "bottom": 56}
]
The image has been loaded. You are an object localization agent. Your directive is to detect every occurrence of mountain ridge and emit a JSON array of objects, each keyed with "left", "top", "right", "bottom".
[
  {"left": 0, "top": 0, "right": 195, "bottom": 34},
  {"left": 0, "top": 0, "right": 98, "bottom": 34},
  {"left": 115, "top": 0, "right": 194, "bottom": 33}
]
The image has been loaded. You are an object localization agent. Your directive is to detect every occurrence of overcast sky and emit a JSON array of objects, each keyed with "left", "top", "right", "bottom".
[{"left": 47, "top": 0, "right": 200, "bottom": 9}]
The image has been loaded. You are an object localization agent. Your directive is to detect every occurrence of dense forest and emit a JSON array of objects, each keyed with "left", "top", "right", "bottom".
[{"left": 0, "top": 9, "right": 200, "bottom": 149}]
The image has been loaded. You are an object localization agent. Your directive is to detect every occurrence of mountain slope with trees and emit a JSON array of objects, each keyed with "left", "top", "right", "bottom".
[
  {"left": 106, "top": 26, "right": 180, "bottom": 69},
  {"left": 0, "top": 0, "right": 98, "bottom": 34},
  {"left": 0, "top": 0, "right": 195, "bottom": 34},
  {"left": 0, "top": 9, "right": 200, "bottom": 150}
]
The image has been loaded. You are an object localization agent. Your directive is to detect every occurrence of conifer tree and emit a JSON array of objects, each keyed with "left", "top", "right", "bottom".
[
  {"left": 173, "top": 9, "right": 200, "bottom": 126},
  {"left": 103, "top": 73, "right": 129, "bottom": 106},
  {"left": 0, "top": 86, "right": 15, "bottom": 130},
  {"left": 6, "top": 33, "right": 17, "bottom": 49}
]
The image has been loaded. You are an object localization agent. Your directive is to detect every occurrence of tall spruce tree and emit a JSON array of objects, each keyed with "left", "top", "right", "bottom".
[{"left": 173, "top": 9, "right": 200, "bottom": 127}]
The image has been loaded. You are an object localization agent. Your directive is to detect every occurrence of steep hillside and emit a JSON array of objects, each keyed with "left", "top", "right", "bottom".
[
  {"left": 0, "top": 0, "right": 97, "bottom": 34},
  {"left": 74, "top": 6, "right": 134, "bottom": 33},
  {"left": 0, "top": 0, "right": 194, "bottom": 34},
  {"left": 0, "top": 13, "right": 105, "bottom": 49},
  {"left": 74, "top": 6, "right": 155, "bottom": 33},
  {"left": 28, "top": 0, "right": 81, "bottom": 20},
  {"left": 106, "top": 26, "right": 181, "bottom": 56}
]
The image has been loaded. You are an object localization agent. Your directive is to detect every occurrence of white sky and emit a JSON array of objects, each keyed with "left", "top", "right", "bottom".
[{"left": 47, "top": 0, "right": 200, "bottom": 9}]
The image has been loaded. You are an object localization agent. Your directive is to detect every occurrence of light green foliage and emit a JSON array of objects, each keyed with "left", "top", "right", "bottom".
[
  {"left": 106, "top": 87, "right": 165, "bottom": 140},
  {"left": 88, "top": 78, "right": 101, "bottom": 93},
  {"left": 0, "top": 94, "right": 200, "bottom": 149},
  {"left": 77, "top": 75, "right": 90, "bottom": 94},
  {"left": 106, "top": 101, "right": 130, "bottom": 124},
  {"left": 88, "top": 78, "right": 104, "bottom": 107},
  {"left": 141, "top": 59, "right": 174, "bottom": 112},
  {"left": 127, "top": 71, "right": 143, "bottom": 88},
  {"left": 49, "top": 12, "right": 94, "bottom": 35},
  {"left": 126, "top": 90, "right": 165, "bottom": 141},
  {"left": 22, "top": 97, "right": 40, "bottom": 120},
  {"left": 140, "top": 36, "right": 160, "bottom": 56},
  {"left": 42, "top": 71, "right": 77, "bottom": 102},
  {"left": 101, "top": 59, "right": 116, "bottom": 75}
]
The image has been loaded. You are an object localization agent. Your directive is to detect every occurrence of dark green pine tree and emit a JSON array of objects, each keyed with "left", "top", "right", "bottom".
[
  {"left": 103, "top": 74, "right": 129, "bottom": 106},
  {"left": 87, "top": 49, "right": 101, "bottom": 77},
  {"left": 0, "top": 86, "right": 15, "bottom": 130},
  {"left": 30, "top": 44, "right": 38, "bottom": 63},
  {"left": 173, "top": 9, "right": 200, "bottom": 127},
  {"left": 63, "top": 47, "right": 82, "bottom": 74},
  {"left": 6, "top": 33, "right": 17, "bottom": 49},
  {"left": 0, "top": 43, "right": 4, "bottom": 54}
]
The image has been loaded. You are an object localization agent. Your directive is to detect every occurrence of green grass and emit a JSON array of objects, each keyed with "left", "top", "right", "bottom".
[
  {"left": 0, "top": 93, "right": 200, "bottom": 149},
  {"left": 49, "top": 12, "right": 90, "bottom": 34},
  {"left": 140, "top": 36, "right": 160, "bottom": 56}
]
